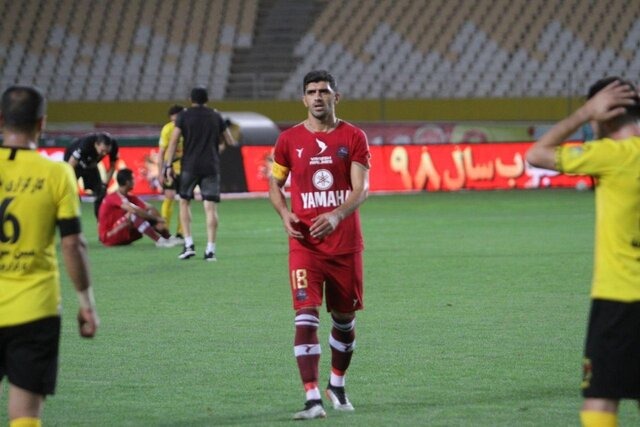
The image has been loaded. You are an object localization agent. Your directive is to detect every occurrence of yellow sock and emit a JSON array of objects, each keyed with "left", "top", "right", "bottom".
[
  {"left": 161, "top": 198, "right": 173, "bottom": 230},
  {"left": 10, "top": 417, "right": 41, "bottom": 427},
  {"left": 580, "top": 410, "right": 617, "bottom": 427}
]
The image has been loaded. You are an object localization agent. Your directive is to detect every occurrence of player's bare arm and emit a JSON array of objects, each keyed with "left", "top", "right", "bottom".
[
  {"left": 60, "top": 232, "right": 99, "bottom": 338},
  {"left": 527, "top": 80, "right": 637, "bottom": 170},
  {"left": 268, "top": 175, "right": 304, "bottom": 239},
  {"left": 310, "top": 161, "right": 369, "bottom": 239},
  {"left": 157, "top": 144, "right": 167, "bottom": 180},
  {"left": 67, "top": 155, "right": 79, "bottom": 168},
  {"left": 219, "top": 128, "right": 237, "bottom": 154},
  {"left": 104, "top": 165, "right": 116, "bottom": 185},
  {"left": 163, "top": 127, "right": 182, "bottom": 184}
]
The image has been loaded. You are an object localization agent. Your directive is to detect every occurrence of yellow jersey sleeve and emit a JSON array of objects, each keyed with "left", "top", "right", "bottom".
[
  {"left": 556, "top": 139, "right": 621, "bottom": 176},
  {"left": 55, "top": 162, "right": 81, "bottom": 220}
]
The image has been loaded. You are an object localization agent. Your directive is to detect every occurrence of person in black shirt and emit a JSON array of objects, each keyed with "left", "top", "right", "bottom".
[
  {"left": 64, "top": 132, "right": 119, "bottom": 218},
  {"left": 162, "top": 87, "right": 236, "bottom": 261}
]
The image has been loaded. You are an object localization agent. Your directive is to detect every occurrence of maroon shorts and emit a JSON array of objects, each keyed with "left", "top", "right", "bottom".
[{"left": 288, "top": 250, "right": 363, "bottom": 312}]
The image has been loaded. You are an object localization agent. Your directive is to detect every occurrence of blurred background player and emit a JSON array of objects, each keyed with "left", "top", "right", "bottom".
[
  {"left": 98, "top": 168, "right": 176, "bottom": 247},
  {"left": 269, "top": 70, "right": 371, "bottom": 420},
  {"left": 158, "top": 104, "right": 185, "bottom": 241},
  {"left": 163, "top": 86, "right": 236, "bottom": 261},
  {"left": 63, "top": 131, "right": 119, "bottom": 218},
  {"left": 527, "top": 77, "right": 640, "bottom": 427},
  {"left": 0, "top": 85, "right": 99, "bottom": 427}
]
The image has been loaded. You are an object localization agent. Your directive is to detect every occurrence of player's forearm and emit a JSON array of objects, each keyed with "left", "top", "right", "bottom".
[
  {"left": 541, "top": 107, "right": 589, "bottom": 149},
  {"left": 158, "top": 147, "right": 167, "bottom": 167},
  {"left": 527, "top": 108, "right": 589, "bottom": 169},
  {"left": 223, "top": 129, "right": 236, "bottom": 146},
  {"left": 333, "top": 163, "right": 369, "bottom": 221},
  {"left": 105, "top": 167, "right": 115, "bottom": 183},
  {"left": 165, "top": 143, "right": 176, "bottom": 165},
  {"left": 165, "top": 128, "right": 181, "bottom": 164},
  {"left": 268, "top": 178, "right": 289, "bottom": 218},
  {"left": 334, "top": 184, "right": 368, "bottom": 221},
  {"left": 61, "top": 234, "right": 93, "bottom": 296},
  {"left": 67, "top": 156, "right": 79, "bottom": 168}
]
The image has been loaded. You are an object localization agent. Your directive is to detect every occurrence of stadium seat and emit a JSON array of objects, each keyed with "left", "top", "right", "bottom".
[{"left": 1, "top": 0, "right": 639, "bottom": 100}]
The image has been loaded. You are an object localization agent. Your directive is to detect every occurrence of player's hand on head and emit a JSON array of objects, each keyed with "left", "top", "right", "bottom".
[
  {"left": 586, "top": 80, "right": 638, "bottom": 121},
  {"left": 77, "top": 307, "right": 99, "bottom": 338}
]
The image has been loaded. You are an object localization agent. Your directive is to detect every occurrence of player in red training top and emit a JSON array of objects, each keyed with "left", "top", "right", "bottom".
[
  {"left": 98, "top": 168, "right": 177, "bottom": 247},
  {"left": 269, "top": 70, "right": 370, "bottom": 420}
]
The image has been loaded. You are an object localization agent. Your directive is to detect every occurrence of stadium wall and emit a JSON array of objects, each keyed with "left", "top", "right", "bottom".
[{"left": 47, "top": 97, "right": 582, "bottom": 124}]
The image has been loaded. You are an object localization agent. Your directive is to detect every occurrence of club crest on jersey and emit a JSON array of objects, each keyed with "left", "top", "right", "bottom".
[
  {"left": 337, "top": 146, "right": 348, "bottom": 158},
  {"left": 296, "top": 288, "right": 308, "bottom": 301},
  {"left": 312, "top": 169, "right": 333, "bottom": 190}
]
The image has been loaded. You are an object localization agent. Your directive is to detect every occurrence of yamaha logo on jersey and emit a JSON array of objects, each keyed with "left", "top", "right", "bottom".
[{"left": 312, "top": 169, "right": 333, "bottom": 190}]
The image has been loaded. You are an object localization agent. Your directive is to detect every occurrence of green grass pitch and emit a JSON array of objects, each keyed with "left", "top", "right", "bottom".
[{"left": 2, "top": 189, "right": 638, "bottom": 426}]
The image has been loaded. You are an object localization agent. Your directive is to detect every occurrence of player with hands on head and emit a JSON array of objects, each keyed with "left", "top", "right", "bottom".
[
  {"left": 0, "top": 85, "right": 99, "bottom": 427},
  {"left": 269, "top": 70, "right": 370, "bottom": 420},
  {"left": 527, "top": 77, "right": 640, "bottom": 427}
]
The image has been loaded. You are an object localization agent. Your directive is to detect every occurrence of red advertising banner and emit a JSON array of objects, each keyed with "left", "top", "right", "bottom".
[
  {"left": 37, "top": 143, "right": 591, "bottom": 196},
  {"left": 241, "top": 142, "right": 592, "bottom": 193}
]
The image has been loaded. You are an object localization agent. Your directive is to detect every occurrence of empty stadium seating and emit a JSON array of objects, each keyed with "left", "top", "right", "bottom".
[{"left": 0, "top": 0, "right": 638, "bottom": 101}]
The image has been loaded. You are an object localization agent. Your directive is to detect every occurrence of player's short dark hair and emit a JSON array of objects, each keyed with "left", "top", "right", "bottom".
[
  {"left": 190, "top": 87, "right": 208, "bottom": 104},
  {"left": 1, "top": 85, "right": 46, "bottom": 133},
  {"left": 96, "top": 132, "right": 114, "bottom": 146},
  {"left": 587, "top": 76, "right": 640, "bottom": 117},
  {"left": 116, "top": 168, "right": 134, "bottom": 186},
  {"left": 302, "top": 70, "right": 337, "bottom": 93},
  {"left": 168, "top": 104, "right": 184, "bottom": 116}
]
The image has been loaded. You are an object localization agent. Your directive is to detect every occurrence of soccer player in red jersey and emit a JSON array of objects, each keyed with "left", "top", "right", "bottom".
[
  {"left": 269, "top": 70, "right": 370, "bottom": 420},
  {"left": 98, "top": 168, "right": 175, "bottom": 247}
]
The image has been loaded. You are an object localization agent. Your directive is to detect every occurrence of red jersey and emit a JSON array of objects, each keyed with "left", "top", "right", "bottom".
[
  {"left": 98, "top": 191, "right": 146, "bottom": 243},
  {"left": 273, "top": 120, "right": 370, "bottom": 255}
]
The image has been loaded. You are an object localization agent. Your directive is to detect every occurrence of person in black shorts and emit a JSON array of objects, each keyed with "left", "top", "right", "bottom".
[
  {"left": 1, "top": 85, "right": 99, "bottom": 427},
  {"left": 527, "top": 77, "right": 640, "bottom": 427},
  {"left": 64, "top": 132, "right": 119, "bottom": 218},
  {"left": 162, "top": 86, "right": 236, "bottom": 261}
]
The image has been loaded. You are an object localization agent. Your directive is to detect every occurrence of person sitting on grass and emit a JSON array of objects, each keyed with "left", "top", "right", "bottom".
[{"left": 98, "top": 168, "right": 178, "bottom": 248}]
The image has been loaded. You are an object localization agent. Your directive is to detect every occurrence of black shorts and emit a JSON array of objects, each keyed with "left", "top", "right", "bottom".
[
  {"left": 179, "top": 171, "right": 220, "bottom": 202},
  {"left": 0, "top": 316, "right": 61, "bottom": 395},
  {"left": 162, "top": 173, "right": 181, "bottom": 191},
  {"left": 582, "top": 299, "right": 640, "bottom": 399}
]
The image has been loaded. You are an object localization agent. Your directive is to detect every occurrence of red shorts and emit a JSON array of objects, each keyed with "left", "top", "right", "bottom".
[{"left": 288, "top": 250, "right": 364, "bottom": 312}]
